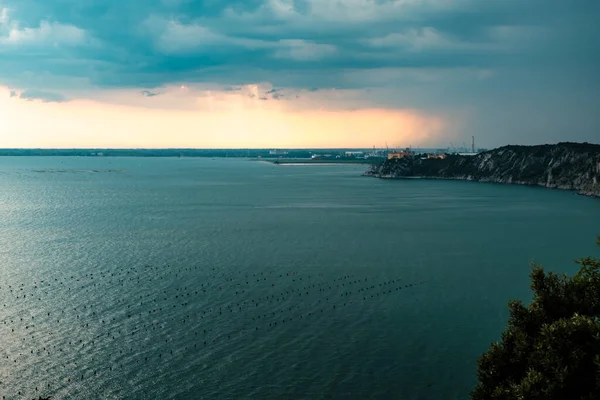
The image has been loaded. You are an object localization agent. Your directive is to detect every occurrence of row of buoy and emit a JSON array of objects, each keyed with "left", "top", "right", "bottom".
[
  {"left": 1, "top": 280, "right": 427, "bottom": 368},
  {"left": 0, "top": 267, "right": 361, "bottom": 308},
  {"left": 4, "top": 306, "right": 420, "bottom": 390},
  {"left": 1, "top": 277, "right": 408, "bottom": 336},
  {"left": 7, "top": 272, "right": 371, "bottom": 299},
  {"left": 1, "top": 265, "right": 427, "bottom": 399},
  {"left": 2, "top": 283, "right": 427, "bottom": 400},
  {"left": 3, "top": 280, "right": 427, "bottom": 340},
  {"left": 0, "top": 265, "right": 310, "bottom": 295},
  {"left": 1, "top": 273, "right": 387, "bottom": 318},
  {"left": 1, "top": 282, "right": 418, "bottom": 353},
  {"left": 1, "top": 272, "right": 348, "bottom": 305}
]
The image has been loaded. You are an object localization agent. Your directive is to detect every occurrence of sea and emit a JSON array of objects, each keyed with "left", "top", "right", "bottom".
[{"left": 0, "top": 157, "right": 598, "bottom": 400}]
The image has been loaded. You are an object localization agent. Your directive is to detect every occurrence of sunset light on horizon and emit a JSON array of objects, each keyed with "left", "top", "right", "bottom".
[{"left": 0, "top": 84, "right": 448, "bottom": 149}]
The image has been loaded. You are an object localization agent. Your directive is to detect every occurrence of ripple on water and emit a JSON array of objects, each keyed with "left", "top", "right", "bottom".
[{"left": 2, "top": 157, "right": 598, "bottom": 399}]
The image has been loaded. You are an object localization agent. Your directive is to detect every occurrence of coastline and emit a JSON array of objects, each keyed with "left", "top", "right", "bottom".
[
  {"left": 363, "top": 143, "right": 600, "bottom": 199},
  {"left": 362, "top": 172, "right": 600, "bottom": 198}
]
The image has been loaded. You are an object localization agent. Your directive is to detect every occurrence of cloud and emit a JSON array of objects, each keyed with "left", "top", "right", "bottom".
[
  {"left": 146, "top": 17, "right": 273, "bottom": 55},
  {"left": 151, "top": 20, "right": 226, "bottom": 54},
  {"left": 0, "top": 7, "right": 8, "bottom": 25},
  {"left": 364, "top": 27, "right": 492, "bottom": 52},
  {"left": 10, "top": 89, "right": 67, "bottom": 102},
  {"left": 141, "top": 90, "right": 160, "bottom": 97},
  {"left": 263, "top": 88, "right": 286, "bottom": 100},
  {"left": 274, "top": 39, "right": 336, "bottom": 60},
  {"left": 0, "top": 19, "right": 85, "bottom": 46},
  {"left": 0, "top": 0, "right": 598, "bottom": 146},
  {"left": 1, "top": 0, "right": 596, "bottom": 88}
]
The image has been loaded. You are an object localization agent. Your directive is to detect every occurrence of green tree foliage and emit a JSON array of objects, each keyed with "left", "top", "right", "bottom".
[{"left": 472, "top": 238, "right": 600, "bottom": 400}]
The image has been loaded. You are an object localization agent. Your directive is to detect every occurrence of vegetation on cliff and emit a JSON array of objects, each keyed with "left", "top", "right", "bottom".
[
  {"left": 472, "top": 237, "right": 600, "bottom": 399},
  {"left": 366, "top": 142, "right": 600, "bottom": 196}
]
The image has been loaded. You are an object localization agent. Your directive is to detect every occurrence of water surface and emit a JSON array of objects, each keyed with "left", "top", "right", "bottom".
[{"left": 1, "top": 157, "right": 598, "bottom": 399}]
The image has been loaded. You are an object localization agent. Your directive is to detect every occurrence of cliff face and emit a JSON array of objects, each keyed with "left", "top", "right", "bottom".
[{"left": 365, "top": 142, "right": 600, "bottom": 197}]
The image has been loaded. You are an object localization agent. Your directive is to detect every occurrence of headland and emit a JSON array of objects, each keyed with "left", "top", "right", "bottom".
[{"left": 364, "top": 142, "right": 600, "bottom": 198}]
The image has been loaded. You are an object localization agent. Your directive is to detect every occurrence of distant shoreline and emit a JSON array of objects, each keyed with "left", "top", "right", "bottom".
[
  {"left": 270, "top": 163, "right": 368, "bottom": 166},
  {"left": 262, "top": 158, "right": 377, "bottom": 166},
  {"left": 0, "top": 148, "right": 389, "bottom": 159}
]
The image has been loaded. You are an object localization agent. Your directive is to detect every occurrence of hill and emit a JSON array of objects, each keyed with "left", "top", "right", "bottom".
[{"left": 365, "top": 142, "right": 600, "bottom": 197}]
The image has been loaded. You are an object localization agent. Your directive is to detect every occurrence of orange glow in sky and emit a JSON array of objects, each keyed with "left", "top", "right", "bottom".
[{"left": 0, "top": 85, "right": 447, "bottom": 148}]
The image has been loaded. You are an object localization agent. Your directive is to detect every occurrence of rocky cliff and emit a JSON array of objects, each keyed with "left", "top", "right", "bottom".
[{"left": 365, "top": 142, "right": 600, "bottom": 197}]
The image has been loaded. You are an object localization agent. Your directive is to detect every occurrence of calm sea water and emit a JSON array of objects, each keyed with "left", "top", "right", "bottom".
[{"left": 0, "top": 157, "right": 598, "bottom": 400}]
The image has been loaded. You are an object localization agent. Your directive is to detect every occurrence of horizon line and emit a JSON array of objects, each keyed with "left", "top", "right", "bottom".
[
  {"left": 0, "top": 141, "right": 597, "bottom": 151},
  {"left": 0, "top": 147, "right": 445, "bottom": 151}
]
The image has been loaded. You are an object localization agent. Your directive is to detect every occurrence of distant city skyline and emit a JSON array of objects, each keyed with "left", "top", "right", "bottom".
[{"left": 1, "top": 1, "right": 599, "bottom": 148}]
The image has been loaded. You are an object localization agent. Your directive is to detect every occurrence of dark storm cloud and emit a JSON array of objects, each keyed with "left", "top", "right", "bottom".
[
  {"left": 2, "top": 0, "right": 591, "bottom": 87},
  {"left": 1, "top": 0, "right": 598, "bottom": 145}
]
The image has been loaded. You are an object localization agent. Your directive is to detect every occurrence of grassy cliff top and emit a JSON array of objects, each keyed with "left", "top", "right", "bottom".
[{"left": 487, "top": 142, "right": 600, "bottom": 155}]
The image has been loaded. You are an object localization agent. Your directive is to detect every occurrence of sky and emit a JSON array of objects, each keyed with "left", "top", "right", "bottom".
[{"left": 0, "top": 0, "right": 599, "bottom": 149}]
